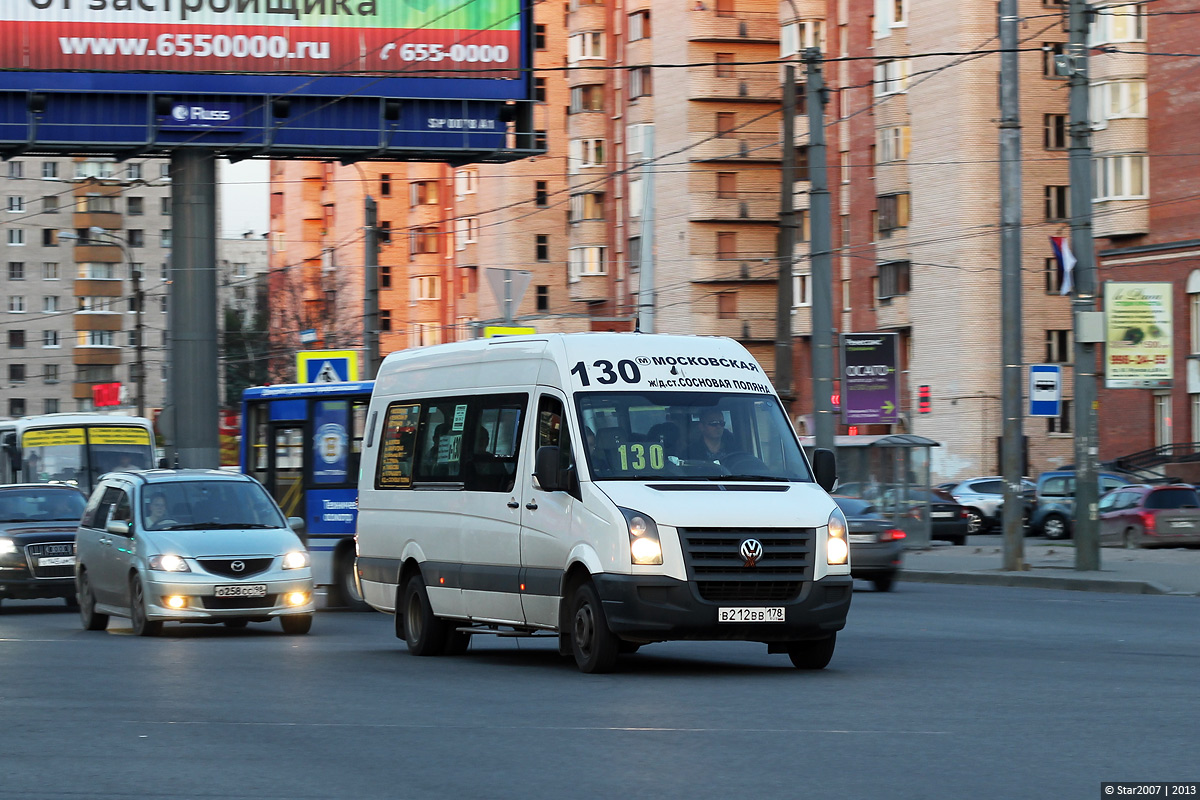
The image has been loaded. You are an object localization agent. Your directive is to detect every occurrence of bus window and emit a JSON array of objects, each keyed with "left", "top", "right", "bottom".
[{"left": 273, "top": 426, "right": 305, "bottom": 518}]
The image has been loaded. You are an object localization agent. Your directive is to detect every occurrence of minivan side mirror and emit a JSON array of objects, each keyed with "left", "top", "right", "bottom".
[
  {"left": 534, "top": 446, "right": 561, "bottom": 492},
  {"left": 812, "top": 448, "right": 837, "bottom": 493},
  {"left": 106, "top": 518, "right": 132, "bottom": 536}
]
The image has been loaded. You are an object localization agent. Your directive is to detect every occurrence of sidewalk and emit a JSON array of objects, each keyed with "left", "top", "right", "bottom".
[{"left": 898, "top": 538, "right": 1200, "bottom": 596}]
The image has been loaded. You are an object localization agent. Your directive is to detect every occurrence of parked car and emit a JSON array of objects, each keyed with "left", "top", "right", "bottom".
[
  {"left": 880, "top": 488, "right": 971, "bottom": 545},
  {"left": 948, "top": 476, "right": 1037, "bottom": 535},
  {"left": 1098, "top": 484, "right": 1200, "bottom": 548},
  {"left": 0, "top": 484, "right": 88, "bottom": 608},
  {"left": 75, "top": 470, "right": 315, "bottom": 636},
  {"left": 832, "top": 496, "right": 906, "bottom": 592},
  {"left": 1029, "top": 470, "right": 1134, "bottom": 540}
]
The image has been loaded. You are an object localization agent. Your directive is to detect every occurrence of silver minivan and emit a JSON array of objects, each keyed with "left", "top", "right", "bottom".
[{"left": 75, "top": 470, "right": 314, "bottom": 636}]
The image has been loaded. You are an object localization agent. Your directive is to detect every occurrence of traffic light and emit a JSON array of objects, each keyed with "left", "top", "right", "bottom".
[{"left": 918, "top": 385, "right": 932, "bottom": 414}]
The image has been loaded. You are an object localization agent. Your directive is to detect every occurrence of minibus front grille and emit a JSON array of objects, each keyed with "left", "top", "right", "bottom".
[{"left": 678, "top": 527, "right": 815, "bottom": 603}]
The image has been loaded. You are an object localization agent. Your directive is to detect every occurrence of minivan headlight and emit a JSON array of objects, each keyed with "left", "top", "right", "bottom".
[
  {"left": 148, "top": 554, "right": 190, "bottom": 573},
  {"left": 827, "top": 507, "right": 849, "bottom": 566},
  {"left": 619, "top": 507, "right": 663, "bottom": 566},
  {"left": 0, "top": 538, "right": 16, "bottom": 556},
  {"left": 282, "top": 551, "right": 310, "bottom": 570}
]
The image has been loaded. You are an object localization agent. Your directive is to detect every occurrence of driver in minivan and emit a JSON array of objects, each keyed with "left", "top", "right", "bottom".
[{"left": 689, "top": 410, "right": 737, "bottom": 463}]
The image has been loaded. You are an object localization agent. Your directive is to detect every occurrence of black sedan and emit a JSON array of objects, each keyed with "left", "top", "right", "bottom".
[
  {"left": 0, "top": 485, "right": 87, "bottom": 608},
  {"left": 832, "top": 496, "right": 906, "bottom": 592}
]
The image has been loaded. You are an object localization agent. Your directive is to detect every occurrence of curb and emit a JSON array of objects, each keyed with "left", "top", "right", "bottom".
[{"left": 899, "top": 569, "right": 1173, "bottom": 595}]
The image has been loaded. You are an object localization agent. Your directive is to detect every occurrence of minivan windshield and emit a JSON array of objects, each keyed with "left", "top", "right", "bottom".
[
  {"left": 576, "top": 391, "right": 813, "bottom": 482},
  {"left": 141, "top": 480, "right": 286, "bottom": 531}
]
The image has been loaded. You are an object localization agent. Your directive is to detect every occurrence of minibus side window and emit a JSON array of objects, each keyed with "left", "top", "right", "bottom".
[
  {"left": 467, "top": 394, "right": 527, "bottom": 493},
  {"left": 413, "top": 400, "right": 469, "bottom": 483},
  {"left": 537, "top": 395, "right": 574, "bottom": 481},
  {"left": 375, "top": 402, "right": 421, "bottom": 489}
]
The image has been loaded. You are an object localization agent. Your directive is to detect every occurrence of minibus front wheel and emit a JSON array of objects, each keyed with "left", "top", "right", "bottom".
[
  {"left": 401, "top": 574, "right": 449, "bottom": 656},
  {"left": 786, "top": 634, "right": 836, "bottom": 670},
  {"left": 570, "top": 581, "right": 620, "bottom": 674}
]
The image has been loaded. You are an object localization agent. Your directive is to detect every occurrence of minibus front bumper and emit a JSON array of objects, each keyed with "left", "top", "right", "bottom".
[{"left": 592, "top": 574, "right": 851, "bottom": 642}]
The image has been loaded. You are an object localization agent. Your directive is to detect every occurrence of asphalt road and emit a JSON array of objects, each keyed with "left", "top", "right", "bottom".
[{"left": 1, "top": 582, "right": 1197, "bottom": 800}]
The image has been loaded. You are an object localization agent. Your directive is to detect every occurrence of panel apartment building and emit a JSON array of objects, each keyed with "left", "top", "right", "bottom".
[{"left": 785, "top": 0, "right": 1096, "bottom": 479}]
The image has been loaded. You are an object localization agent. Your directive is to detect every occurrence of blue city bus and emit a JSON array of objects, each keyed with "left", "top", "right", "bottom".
[{"left": 240, "top": 382, "right": 373, "bottom": 608}]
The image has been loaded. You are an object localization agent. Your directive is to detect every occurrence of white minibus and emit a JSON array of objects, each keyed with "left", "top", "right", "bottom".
[{"left": 355, "top": 333, "right": 850, "bottom": 672}]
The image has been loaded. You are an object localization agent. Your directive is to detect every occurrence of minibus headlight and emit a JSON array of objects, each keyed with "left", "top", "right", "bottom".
[
  {"left": 620, "top": 507, "right": 663, "bottom": 566},
  {"left": 148, "top": 554, "right": 190, "bottom": 573},
  {"left": 281, "top": 551, "right": 310, "bottom": 570},
  {"left": 827, "top": 507, "right": 849, "bottom": 566}
]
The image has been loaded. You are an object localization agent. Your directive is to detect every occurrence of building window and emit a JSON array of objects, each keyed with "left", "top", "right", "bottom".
[
  {"left": 715, "top": 0, "right": 735, "bottom": 17},
  {"left": 536, "top": 285, "right": 549, "bottom": 312},
  {"left": 629, "top": 11, "right": 651, "bottom": 40},
  {"left": 161, "top": 229, "right": 172, "bottom": 249},
  {"left": 410, "top": 181, "right": 440, "bottom": 206},
  {"left": 535, "top": 77, "right": 547, "bottom": 103},
  {"left": 40, "top": 229, "right": 57, "bottom": 247},
  {"left": 1090, "top": 80, "right": 1147, "bottom": 128},
  {"left": 380, "top": 309, "right": 392, "bottom": 332},
  {"left": 9, "top": 399, "right": 26, "bottom": 418},
  {"left": 7, "top": 228, "right": 25, "bottom": 245},
  {"left": 8, "top": 330, "right": 26, "bottom": 349},
  {"left": 716, "top": 112, "right": 737, "bottom": 138},
  {"left": 75, "top": 161, "right": 115, "bottom": 180},
  {"left": 380, "top": 265, "right": 392, "bottom": 289},
  {"left": 1043, "top": 114, "right": 1068, "bottom": 150},
  {"left": 794, "top": 273, "right": 812, "bottom": 307},
  {"left": 45, "top": 364, "right": 60, "bottom": 384},
  {"left": 8, "top": 261, "right": 24, "bottom": 280},
  {"left": 1192, "top": 394, "right": 1200, "bottom": 444},
  {"left": 569, "top": 139, "right": 605, "bottom": 173},
  {"left": 126, "top": 229, "right": 144, "bottom": 247},
  {"left": 716, "top": 232, "right": 737, "bottom": 260},
  {"left": 1048, "top": 399, "right": 1073, "bottom": 434},
  {"left": 717, "top": 291, "right": 738, "bottom": 319},
  {"left": 717, "top": 172, "right": 738, "bottom": 199},
  {"left": 411, "top": 276, "right": 441, "bottom": 301},
  {"left": 1045, "top": 185, "right": 1070, "bottom": 220},
  {"left": 714, "top": 53, "right": 736, "bottom": 78},
  {"left": 1045, "top": 329, "right": 1072, "bottom": 363},
  {"left": 1090, "top": 3, "right": 1145, "bottom": 44},
  {"left": 8, "top": 196, "right": 25, "bottom": 212},
  {"left": 535, "top": 181, "right": 548, "bottom": 207},
  {"left": 454, "top": 217, "right": 479, "bottom": 249},
  {"left": 628, "top": 237, "right": 642, "bottom": 272},
  {"left": 877, "top": 193, "right": 910, "bottom": 233},
  {"left": 78, "top": 330, "right": 115, "bottom": 347},
  {"left": 569, "top": 192, "right": 605, "bottom": 223},
  {"left": 127, "top": 196, "right": 144, "bottom": 215},
  {"left": 42, "top": 196, "right": 59, "bottom": 214},
  {"left": 8, "top": 295, "right": 25, "bottom": 313},
  {"left": 408, "top": 227, "right": 440, "bottom": 255},
  {"left": 160, "top": 162, "right": 170, "bottom": 179},
  {"left": 873, "top": 59, "right": 910, "bottom": 95},
  {"left": 78, "top": 262, "right": 116, "bottom": 280},
  {"left": 840, "top": 152, "right": 851, "bottom": 184},
  {"left": 1045, "top": 257, "right": 1065, "bottom": 295},
  {"left": 8, "top": 364, "right": 26, "bottom": 384},
  {"left": 380, "top": 174, "right": 391, "bottom": 196},
  {"left": 43, "top": 162, "right": 58, "bottom": 179},
  {"left": 783, "top": 19, "right": 825, "bottom": 56},
  {"left": 42, "top": 262, "right": 59, "bottom": 280},
  {"left": 1094, "top": 155, "right": 1148, "bottom": 201},
  {"left": 43, "top": 296, "right": 59, "bottom": 312},
  {"left": 535, "top": 24, "right": 546, "bottom": 50},
  {"left": 160, "top": 197, "right": 171, "bottom": 216},
  {"left": 534, "top": 129, "right": 548, "bottom": 150},
  {"left": 7, "top": 162, "right": 22, "bottom": 179},
  {"left": 1154, "top": 393, "right": 1171, "bottom": 447},
  {"left": 569, "top": 31, "right": 604, "bottom": 62},
  {"left": 570, "top": 84, "right": 605, "bottom": 113},
  {"left": 536, "top": 234, "right": 550, "bottom": 262},
  {"left": 1043, "top": 42, "right": 1066, "bottom": 78},
  {"left": 455, "top": 169, "right": 478, "bottom": 196},
  {"left": 379, "top": 221, "right": 392, "bottom": 244},
  {"left": 796, "top": 146, "right": 810, "bottom": 181},
  {"left": 877, "top": 261, "right": 911, "bottom": 298},
  {"left": 125, "top": 163, "right": 141, "bottom": 181},
  {"left": 626, "top": 124, "right": 652, "bottom": 157},
  {"left": 409, "top": 322, "right": 442, "bottom": 348},
  {"left": 876, "top": 126, "right": 911, "bottom": 163},
  {"left": 629, "top": 67, "right": 653, "bottom": 99},
  {"left": 43, "top": 330, "right": 60, "bottom": 348},
  {"left": 569, "top": 246, "right": 606, "bottom": 278}
]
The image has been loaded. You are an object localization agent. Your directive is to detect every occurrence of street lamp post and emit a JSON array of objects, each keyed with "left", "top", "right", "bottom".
[{"left": 61, "top": 226, "right": 146, "bottom": 417}]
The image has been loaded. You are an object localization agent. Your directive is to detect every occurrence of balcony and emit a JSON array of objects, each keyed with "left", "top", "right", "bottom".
[
  {"left": 568, "top": 274, "right": 610, "bottom": 303},
  {"left": 692, "top": 258, "right": 777, "bottom": 284},
  {"left": 689, "top": 192, "right": 778, "bottom": 223},
  {"left": 689, "top": 10, "right": 780, "bottom": 43},
  {"left": 689, "top": 132, "right": 782, "bottom": 162},
  {"left": 1093, "top": 199, "right": 1149, "bottom": 239},
  {"left": 74, "top": 279, "right": 124, "bottom": 296},
  {"left": 73, "top": 348, "right": 122, "bottom": 365},
  {"left": 73, "top": 211, "right": 122, "bottom": 231},
  {"left": 874, "top": 293, "right": 911, "bottom": 331},
  {"left": 690, "top": 70, "right": 782, "bottom": 103},
  {"left": 72, "top": 244, "right": 122, "bottom": 263},
  {"left": 703, "top": 315, "right": 776, "bottom": 343},
  {"left": 74, "top": 313, "right": 123, "bottom": 332}
]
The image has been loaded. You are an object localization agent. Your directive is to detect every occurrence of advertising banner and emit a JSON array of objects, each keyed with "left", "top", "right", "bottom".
[
  {"left": 1104, "top": 282, "right": 1173, "bottom": 389},
  {"left": 311, "top": 399, "right": 349, "bottom": 485},
  {"left": 841, "top": 333, "right": 900, "bottom": 425},
  {"left": 1, "top": 1, "right": 521, "bottom": 78}
]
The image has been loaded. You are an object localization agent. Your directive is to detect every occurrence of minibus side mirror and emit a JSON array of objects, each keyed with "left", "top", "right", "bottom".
[
  {"left": 534, "top": 446, "right": 562, "bottom": 492},
  {"left": 812, "top": 448, "right": 837, "bottom": 493}
]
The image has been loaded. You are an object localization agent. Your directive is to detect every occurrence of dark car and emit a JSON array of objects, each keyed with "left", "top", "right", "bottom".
[
  {"left": 833, "top": 496, "right": 906, "bottom": 592},
  {"left": 881, "top": 488, "right": 971, "bottom": 545},
  {"left": 1029, "top": 470, "right": 1134, "bottom": 539},
  {"left": 1098, "top": 484, "right": 1200, "bottom": 549},
  {"left": 0, "top": 484, "right": 88, "bottom": 608}
]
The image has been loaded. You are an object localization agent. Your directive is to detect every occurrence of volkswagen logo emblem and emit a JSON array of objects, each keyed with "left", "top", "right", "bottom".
[
  {"left": 740, "top": 538, "right": 763, "bottom": 568},
  {"left": 230, "top": 560, "right": 246, "bottom": 573}
]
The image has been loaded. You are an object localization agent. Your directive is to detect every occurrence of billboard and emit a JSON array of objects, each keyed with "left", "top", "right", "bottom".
[
  {"left": 0, "top": 0, "right": 535, "bottom": 160},
  {"left": 840, "top": 333, "right": 900, "bottom": 425},
  {"left": 1104, "top": 282, "right": 1173, "bottom": 389}
]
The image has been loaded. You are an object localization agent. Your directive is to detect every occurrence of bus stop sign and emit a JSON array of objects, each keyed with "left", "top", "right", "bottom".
[{"left": 1029, "top": 364, "right": 1062, "bottom": 417}]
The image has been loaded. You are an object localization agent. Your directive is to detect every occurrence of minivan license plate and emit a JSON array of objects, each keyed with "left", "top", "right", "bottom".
[
  {"left": 719, "top": 607, "right": 784, "bottom": 623},
  {"left": 214, "top": 584, "right": 267, "bottom": 598}
]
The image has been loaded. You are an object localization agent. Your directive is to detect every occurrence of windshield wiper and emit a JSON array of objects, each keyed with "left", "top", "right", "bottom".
[
  {"left": 163, "top": 522, "right": 276, "bottom": 530},
  {"left": 719, "top": 475, "right": 790, "bottom": 482}
]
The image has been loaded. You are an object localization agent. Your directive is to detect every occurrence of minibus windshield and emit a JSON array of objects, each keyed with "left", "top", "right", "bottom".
[{"left": 576, "top": 391, "right": 813, "bottom": 482}]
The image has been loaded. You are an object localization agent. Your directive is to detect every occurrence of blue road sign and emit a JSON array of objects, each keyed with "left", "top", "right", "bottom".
[
  {"left": 1029, "top": 364, "right": 1062, "bottom": 417},
  {"left": 297, "top": 350, "right": 358, "bottom": 384}
]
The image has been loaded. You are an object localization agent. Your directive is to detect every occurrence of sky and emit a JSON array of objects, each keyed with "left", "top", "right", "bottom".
[{"left": 218, "top": 159, "right": 270, "bottom": 239}]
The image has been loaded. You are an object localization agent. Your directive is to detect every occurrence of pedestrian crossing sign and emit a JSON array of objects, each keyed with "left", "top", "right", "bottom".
[{"left": 297, "top": 350, "right": 360, "bottom": 384}]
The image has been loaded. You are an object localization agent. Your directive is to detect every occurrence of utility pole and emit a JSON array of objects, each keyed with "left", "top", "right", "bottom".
[
  {"left": 1068, "top": 0, "right": 1100, "bottom": 571},
  {"left": 363, "top": 195, "right": 381, "bottom": 380},
  {"left": 637, "top": 125, "right": 656, "bottom": 333},
  {"left": 999, "top": 0, "right": 1025, "bottom": 571},
  {"left": 804, "top": 48, "right": 835, "bottom": 452},
  {"left": 775, "top": 64, "right": 796, "bottom": 401},
  {"left": 133, "top": 265, "right": 146, "bottom": 418}
]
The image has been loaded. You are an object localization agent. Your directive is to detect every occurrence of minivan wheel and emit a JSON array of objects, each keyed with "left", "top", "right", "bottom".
[
  {"left": 402, "top": 575, "right": 447, "bottom": 656},
  {"left": 787, "top": 633, "right": 837, "bottom": 670},
  {"left": 1042, "top": 514, "right": 1069, "bottom": 540},
  {"left": 570, "top": 581, "right": 620, "bottom": 674},
  {"left": 78, "top": 571, "right": 108, "bottom": 631},
  {"left": 280, "top": 614, "right": 312, "bottom": 635},
  {"left": 129, "top": 576, "right": 163, "bottom": 637}
]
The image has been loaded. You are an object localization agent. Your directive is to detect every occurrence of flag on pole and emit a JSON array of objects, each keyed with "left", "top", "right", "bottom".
[{"left": 1050, "top": 236, "right": 1075, "bottom": 296}]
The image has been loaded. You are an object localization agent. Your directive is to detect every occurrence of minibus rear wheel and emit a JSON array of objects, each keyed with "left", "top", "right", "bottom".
[
  {"left": 402, "top": 575, "right": 448, "bottom": 656},
  {"left": 570, "top": 581, "right": 620, "bottom": 674}
]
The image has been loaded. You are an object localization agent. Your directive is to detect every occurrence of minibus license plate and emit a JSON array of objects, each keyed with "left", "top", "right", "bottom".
[
  {"left": 38, "top": 556, "right": 75, "bottom": 567},
  {"left": 214, "top": 584, "right": 267, "bottom": 598},
  {"left": 719, "top": 607, "right": 784, "bottom": 623}
]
